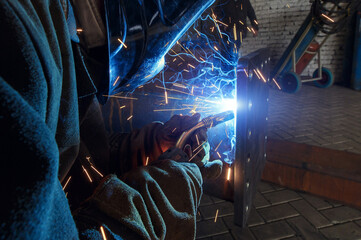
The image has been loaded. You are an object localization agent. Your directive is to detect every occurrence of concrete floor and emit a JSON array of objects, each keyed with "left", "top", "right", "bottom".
[{"left": 196, "top": 85, "right": 361, "bottom": 240}]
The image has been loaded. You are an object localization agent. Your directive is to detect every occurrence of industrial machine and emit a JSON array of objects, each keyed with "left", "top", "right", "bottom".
[{"left": 271, "top": 0, "right": 353, "bottom": 93}]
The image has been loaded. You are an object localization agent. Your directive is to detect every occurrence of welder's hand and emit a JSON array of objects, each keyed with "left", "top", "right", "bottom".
[
  {"left": 157, "top": 113, "right": 201, "bottom": 153},
  {"left": 185, "top": 128, "right": 223, "bottom": 180}
]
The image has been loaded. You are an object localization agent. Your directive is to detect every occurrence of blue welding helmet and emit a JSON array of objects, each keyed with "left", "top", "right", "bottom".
[{"left": 104, "top": 0, "right": 215, "bottom": 95}]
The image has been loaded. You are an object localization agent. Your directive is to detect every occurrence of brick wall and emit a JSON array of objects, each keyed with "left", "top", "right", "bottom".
[{"left": 240, "top": 0, "right": 347, "bottom": 82}]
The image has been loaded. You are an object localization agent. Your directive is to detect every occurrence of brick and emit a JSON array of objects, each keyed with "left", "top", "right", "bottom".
[
  {"left": 290, "top": 200, "right": 332, "bottom": 228},
  {"left": 257, "top": 204, "right": 299, "bottom": 222},
  {"left": 253, "top": 192, "right": 271, "bottom": 209},
  {"left": 211, "top": 196, "right": 226, "bottom": 204},
  {"left": 196, "top": 219, "right": 229, "bottom": 239},
  {"left": 287, "top": 216, "right": 326, "bottom": 239},
  {"left": 320, "top": 222, "right": 361, "bottom": 240},
  {"left": 257, "top": 181, "right": 275, "bottom": 193},
  {"left": 321, "top": 206, "right": 361, "bottom": 224},
  {"left": 199, "top": 201, "right": 234, "bottom": 220},
  {"left": 263, "top": 190, "right": 301, "bottom": 205},
  {"left": 356, "top": 220, "right": 361, "bottom": 228},
  {"left": 200, "top": 194, "right": 213, "bottom": 207},
  {"left": 247, "top": 208, "right": 265, "bottom": 227},
  {"left": 211, "top": 233, "right": 234, "bottom": 240},
  {"left": 300, "top": 193, "right": 332, "bottom": 210},
  {"left": 250, "top": 221, "right": 296, "bottom": 240},
  {"left": 222, "top": 215, "right": 256, "bottom": 240}
]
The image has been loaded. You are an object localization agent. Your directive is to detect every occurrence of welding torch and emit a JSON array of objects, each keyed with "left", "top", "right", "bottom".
[{"left": 175, "top": 110, "right": 235, "bottom": 149}]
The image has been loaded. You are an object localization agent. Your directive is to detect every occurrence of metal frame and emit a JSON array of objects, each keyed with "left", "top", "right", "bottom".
[{"left": 234, "top": 48, "right": 270, "bottom": 227}]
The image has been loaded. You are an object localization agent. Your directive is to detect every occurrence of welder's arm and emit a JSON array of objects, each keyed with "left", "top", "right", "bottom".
[{"left": 74, "top": 158, "right": 203, "bottom": 240}]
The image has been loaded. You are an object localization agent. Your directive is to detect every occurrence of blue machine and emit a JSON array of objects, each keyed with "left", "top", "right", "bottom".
[{"left": 351, "top": 11, "right": 361, "bottom": 90}]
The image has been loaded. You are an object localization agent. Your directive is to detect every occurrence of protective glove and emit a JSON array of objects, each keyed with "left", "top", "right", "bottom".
[
  {"left": 157, "top": 115, "right": 223, "bottom": 180},
  {"left": 156, "top": 113, "right": 202, "bottom": 153}
]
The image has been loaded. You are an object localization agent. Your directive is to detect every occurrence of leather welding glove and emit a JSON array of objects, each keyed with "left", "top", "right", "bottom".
[
  {"left": 157, "top": 125, "right": 223, "bottom": 180},
  {"left": 156, "top": 113, "right": 202, "bottom": 153}
]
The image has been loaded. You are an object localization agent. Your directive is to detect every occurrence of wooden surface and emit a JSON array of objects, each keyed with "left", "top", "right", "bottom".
[{"left": 262, "top": 139, "right": 361, "bottom": 209}]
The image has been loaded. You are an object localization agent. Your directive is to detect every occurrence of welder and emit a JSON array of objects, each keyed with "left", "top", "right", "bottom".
[{"left": 0, "top": 0, "right": 222, "bottom": 239}]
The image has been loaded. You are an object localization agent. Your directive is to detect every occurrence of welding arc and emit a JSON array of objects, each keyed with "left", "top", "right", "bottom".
[{"left": 175, "top": 110, "right": 235, "bottom": 149}]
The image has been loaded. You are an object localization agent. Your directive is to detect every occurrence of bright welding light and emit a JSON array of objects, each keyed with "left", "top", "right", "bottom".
[{"left": 217, "top": 98, "right": 242, "bottom": 114}]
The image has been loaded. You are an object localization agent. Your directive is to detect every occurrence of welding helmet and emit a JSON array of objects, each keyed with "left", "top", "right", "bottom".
[{"left": 104, "top": 0, "right": 215, "bottom": 96}]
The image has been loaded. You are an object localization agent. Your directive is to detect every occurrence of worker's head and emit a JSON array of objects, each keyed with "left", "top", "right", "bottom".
[{"left": 104, "top": 0, "right": 215, "bottom": 95}]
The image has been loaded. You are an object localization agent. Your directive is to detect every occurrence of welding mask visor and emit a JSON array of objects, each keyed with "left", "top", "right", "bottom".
[{"left": 104, "top": 0, "right": 215, "bottom": 96}]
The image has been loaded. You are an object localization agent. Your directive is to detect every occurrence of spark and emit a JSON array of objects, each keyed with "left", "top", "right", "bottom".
[
  {"left": 119, "top": 105, "right": 126, "bottom": 109},
  {"left": 244, "top": 68, "right": 249, "bottom": 77},
  {"left": 240, "top": 31, "right": 243, "bottom": 43},
  {"left": 188, "top": 64, "right": 195, "bottom": 69},
  {"left": 145, "top": 156, "right": 149, "bottom": 166},
  {"left": 155, "top": 85, "right": 193, "bottom": 96},
  {"left": 170, "top": 49, "right": 185, "bottom": 61},
  {"left": 103, "top": 95, "right": 138, "bottom": 100},
  {"left": 321, "top": 13, "right": 334, "bottom": 23},
  {"left": 239, "top": 20, "right": 244, "bottom": 25},
  {"left": 233, "top": 24, "right": 237, "bottom": 41},
  {"left": 91, "top": 165, "right": 104, "bottom": 178},
  {"left": 62, "top": 176, "right": 72, "bottom": 190},
  {"left": 194, "top": 28, "right": 201, "bottom": 36},
  {"left": 195, "top": 134, "right": 200, "bottom": 146},
  {"left": 127, "top": 115, "right": 133, "bottom": 121},
  {"left": 100, "top": 226, "right": 107, "bottom": 240},
  {"left": 153, "top": 108, "right": 187, "bottom": 112},
  {"left": 256, "top": 69, "right": 267, "bottom": 82},
  {"left": 216, "top": 19, "right": 228, "bottom": 27},
  {"left": 253, "top": 69, "right": 261, "bottom": 79},
  {"left": 272, "top": 78, "right": 281, "bottom": 90},
  {"left": 165, "top": 91, "right": 168, "bottom": 104},
  {"left": 173, "top": 58, "right": 177, "bottom": 62},
  {"left": 112, "top": 76, "right": 120, "bottom": 87},
  {"left": 189, "top": 146, "right": 204, "bottom": 162},
  {"left": 214, "top": 209, "right": 219, "bottom": 222},
  {"left": 82, "top": 165, "right": 93, "bottom": 183},
  {"left": 191, "top": 86, "right": 194, "bottom": 95},
  {"left": 286, "top": 4, "right": 290, "bottom": 8},
  {"left": 215, "top": 140, "right": 223, "bottom": 151},
  {"left": 247, "top": 27, "right": 252, "bottom": 32},
  {"left": 117, "top": 38, "right": 128, "bottom": 48},
  {"left": 214, "top": 46, "right": 219, "bottom": 51},
  {"left": 172, "top": 128, "right": 177, "bottom": 133},
  {"left": 76, "top": 28, "right": 83, "bottom": 32},
  {"left": 173, "top": 83, "right": 187, "bottom": 89},
  {"left": 251, "top": 28, "right": 256, "bottom": 35},
  {"left": 227, "top": 167, "right": 231, "bottom": 181},
  {"left": 254, "top": 20, "right": 259, "bottom": 25},
  {"left": 216, "top": 151, "right": 222, "bottom": 159},
  {"left": 177, "top": 41, "right": 189, "bottom": 54}
]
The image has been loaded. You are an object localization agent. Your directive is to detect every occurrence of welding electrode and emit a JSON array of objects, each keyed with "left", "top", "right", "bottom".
[{"left": 175, "top": 110, "right": 235, "bottom": 149}]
